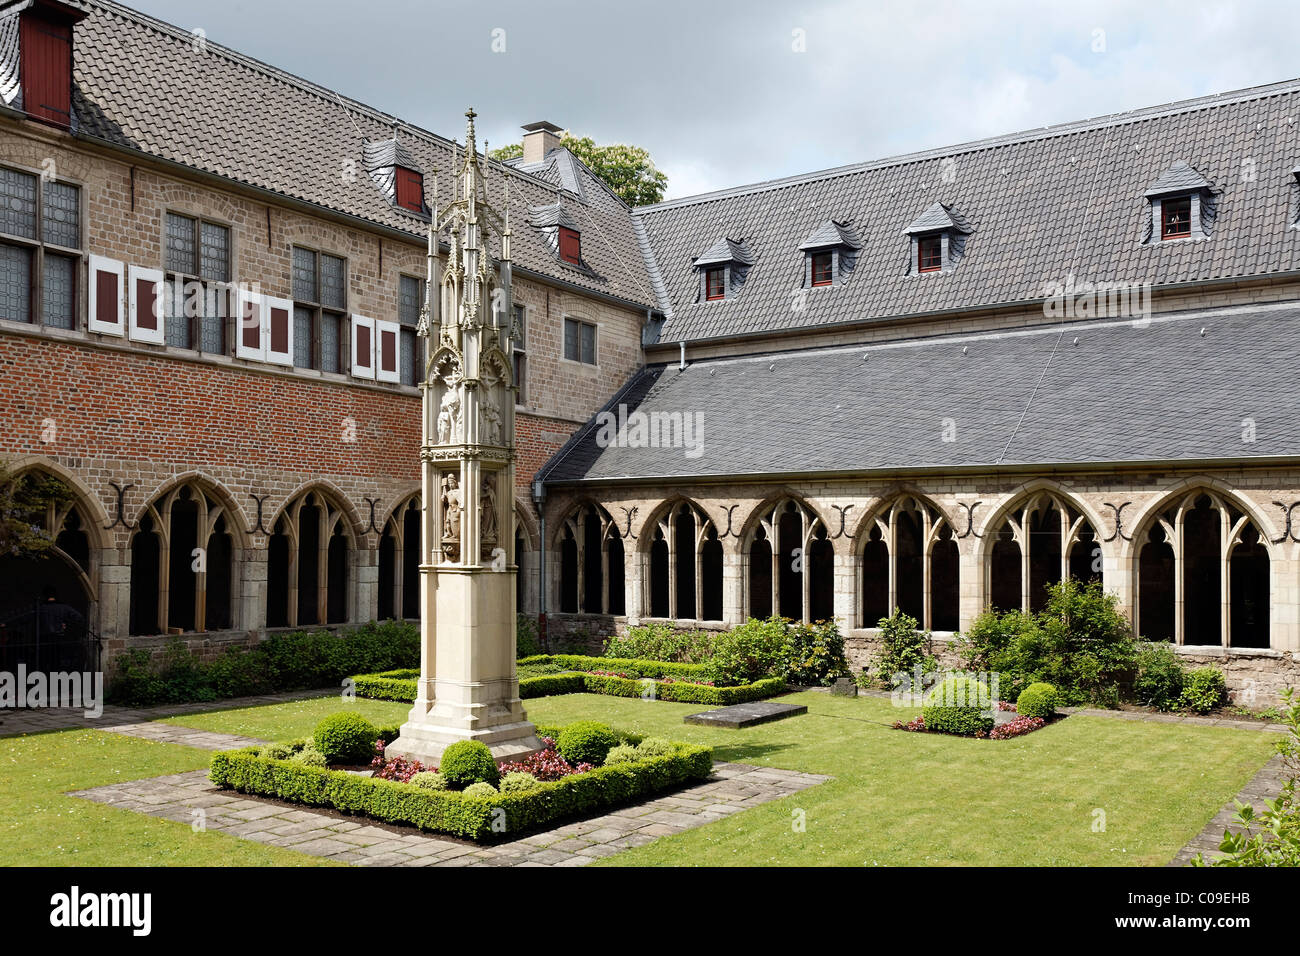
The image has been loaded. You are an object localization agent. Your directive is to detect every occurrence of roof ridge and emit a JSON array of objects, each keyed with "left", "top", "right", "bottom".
[{"left": 635, "top": 75, "right": 1300, "bottom": 213}]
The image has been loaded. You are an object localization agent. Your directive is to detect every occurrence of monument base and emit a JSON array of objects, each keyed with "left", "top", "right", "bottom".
[{"left": 384, "top": 717, "right": 544, "bottom": 764}]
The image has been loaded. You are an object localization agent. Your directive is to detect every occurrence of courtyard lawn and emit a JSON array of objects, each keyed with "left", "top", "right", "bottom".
[
  {"left": 0, "top": 730, "right": 335, "bottom": 866},
  {"left": 153, "top": 689, "right": 1279, "bottom": 866}
]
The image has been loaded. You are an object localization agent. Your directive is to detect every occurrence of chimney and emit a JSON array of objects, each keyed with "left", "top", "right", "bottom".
[{"left": 521, "top": 120, "right": 563, "bottom": 164}]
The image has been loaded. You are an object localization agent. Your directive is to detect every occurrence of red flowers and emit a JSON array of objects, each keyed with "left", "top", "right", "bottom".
[
  {"left": 893, "top": 716, "right": 926, "bottom": 732},
  {"left": 988, "top": 716, "right": 1045, "bottom": 739},
  {"left": 369, "top": 740, "right": 433, "bottom": 782},
  {"left": 498, "top": 737, "right": 593, "bottom": 781}
]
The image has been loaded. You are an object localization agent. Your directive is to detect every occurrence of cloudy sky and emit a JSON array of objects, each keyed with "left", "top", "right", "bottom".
[{"left": 129, "top": 0, "right": 1296, "bottom": 201}]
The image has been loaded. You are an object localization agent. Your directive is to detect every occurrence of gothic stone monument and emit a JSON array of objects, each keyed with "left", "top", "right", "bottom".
[{"left": 385, "top": 110, "right": 542, "bottom": 763}]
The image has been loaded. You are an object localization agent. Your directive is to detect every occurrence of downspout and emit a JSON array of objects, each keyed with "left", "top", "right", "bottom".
[{"left": 531, "top": 477, "right": 547, "bottom": 649}]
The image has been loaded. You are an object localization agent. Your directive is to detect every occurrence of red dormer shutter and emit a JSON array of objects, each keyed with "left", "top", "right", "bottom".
[
  {"left": 395, "top": 167, "right": 424, "bottom": 212},
  {"left": 558, "top": 226, "right": 581, "bottom": 265},
  {"left": 20, "top": 14, "right": 73, "bottom": 128}
]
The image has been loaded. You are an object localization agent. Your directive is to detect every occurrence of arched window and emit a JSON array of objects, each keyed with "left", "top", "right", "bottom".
[
  {"left": 128, "top": 481, "right": 237, "bottom": 635},
  {"left": 378, "top": 495, "right": 421, "bottom": 621},
  {"left": 642, "top": 502, "right": 723, "bottom": 622},
  {"left": 556, "top": 504, "right": 623, "bottom": 615},
  {"left": 1137, "top": 491, "right": 1270, "bottom": 648},
  {"left": 0, "top": 470, "right": 96, "bottom": 671},
  {"left": 266, "top": 490, "right": 352, "bottom": 628},
  {"left": 859, "top": 496, "right": 960, "bottom": 630},
  {"left": 987, "top": 492, "right": 1100, "bottom": 613},
  {"left": 745, "top": 499, "right": 831, "bottom": 623}
]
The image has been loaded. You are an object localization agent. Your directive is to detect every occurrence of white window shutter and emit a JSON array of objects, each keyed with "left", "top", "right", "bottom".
[
  {"left": 235, "top": 288, "right": 265, "bottom": 361},
  {"left": 375, "top": 318, "right": 400, "bottom": 383},
  {"left": 265, "top": 295, "right": 293, "bottom": 366},
  {"left": 87, "top": 255, "right": 124, "bottom": 336},
  {"left": 351, "top": 314, "right": 375, "bottom": 379},
  {"left": 127, "top": 265, "right": 165, "bottom": 344}
]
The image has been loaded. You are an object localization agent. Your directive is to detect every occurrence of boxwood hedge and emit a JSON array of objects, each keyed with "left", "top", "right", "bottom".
[{"left": 208, "top": 734, "right": 713, "bottom": 841}]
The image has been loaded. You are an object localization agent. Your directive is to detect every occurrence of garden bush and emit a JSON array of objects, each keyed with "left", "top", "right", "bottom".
[
  {"left": 438, "top": 741, "right": 500, "bottom": 787},
  {"left": 603, "top": 622, "right": 717, "bottom": 664},
  {"left": 516, "top": 614, "right": 543, "bottom": 658},
  {"left": 1134, "top": 641, "right": 1185, "bottom": 711},
  {"left": 312, "top": 712, "right": 379, "bottom": 764},
  {"left": 557, "top": 721, "right": 618, "bottom": 766},
  {"left": 604, "top": 744, "right": 642, "bottom": 765},
  {"left": 1180, "top": 667, "right": 1226, "bottom": 714},
  {"left": 292, "top": 745, "right": 327, "bottom": 767},
  {"left": 499, "top": 771, "right": 538, "bottom": 793},
  {"left": 780, "top": 620, "right": 850, "bottom": 686},
  {"left": 411, "top": 771, "right": 447, "bottom": 790},
  {"left": 871, "top": 610, "right": 938, "bottom": 690},
  {"left": 706, "top": 616, "right": 790, "bottom": 685},
  {"left": 636, "top": 737, "right": 672, "bottom": 758},
  {"left": 1016, "top": 682, "right": 1059, "bottom": 719},
  {"left": 463, "top": 782, "right": 498, "bottom": 798},
  {"left": 922, "top": 675, "right": 995, "bottom": 737}
]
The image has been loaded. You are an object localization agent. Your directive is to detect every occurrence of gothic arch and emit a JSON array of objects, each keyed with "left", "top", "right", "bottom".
[
  {"left": 741, "top": 495, "right": 834, "bottom": 623},
  {"left": 554, "top": 500, "right": 623, "bottom": 616},
  {"left": 855, "top": 492, "right": 960, "bottom": 631},
  {"left": 378, "top": 492, "right": 422, "bottom": 621},
  {"left": 265, "top": 485, "right": 357, "bottom": 628},
  {"left": 1129, "top": 484, "right": 1276, "bottom": 648},
  {"left": 3, "top": 455, "right": 111, "bottom": 531},
  {"left": 269, "top": 478, "right": 366, "bottom": 543},
  {"left": 638, "top": 497, "right": 723, "bottom": 622},
  {"left": 976, "top": 484, "right": 1103, "bottom": 613}
]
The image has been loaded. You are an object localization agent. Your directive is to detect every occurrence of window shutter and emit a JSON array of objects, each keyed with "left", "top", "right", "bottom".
[
  {"left": 127, "top": 265, "right": 164, "bottom": 343},
  {"left": 351, "top": 314, "right": 375, "bottom": 379},
  {"left": 235, "top": 288, "right": 264, "bottom": 360},
  {"left": 395, "top": 168, "right": 424, "bottom": 212},
  {"left": 265, "top": 294, "right": 293, "bottom": 366},
  {"left": 558, "top": 227, "right": 581, "bottom": 265},
  {"left": 375, "top": 318, "right": 400, "bottom": 382},
  {"left": 87, "top": 255, "right": 124, "bottom": 336},
  {"left": 19, "top": 15, "right": 72, "bottom": 127}
]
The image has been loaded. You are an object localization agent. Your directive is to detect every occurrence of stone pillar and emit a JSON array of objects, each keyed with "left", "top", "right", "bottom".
[
  {"left": 957, "top": 542, "right": 983, "bottom": 633},
  {"left": 723, "top": 547, "right": 744, "bottom": 626},
  {"left": 832, "top": 540, "right": 855, "bottom": 631}
]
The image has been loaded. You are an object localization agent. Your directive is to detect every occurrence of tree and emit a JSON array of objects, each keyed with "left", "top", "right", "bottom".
[
  {"left": 0, "top": 462, "right": 72, "bottom": 558},
  {"left": 490, "top": 134, "right": 668, "bottom": 206}
]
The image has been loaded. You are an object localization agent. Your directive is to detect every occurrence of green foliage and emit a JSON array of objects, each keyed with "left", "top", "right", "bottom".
[
  {"left": 109, "top": 620, "right": 419, "bottom": 706},
  {"left": 463, "top": 781, "right": 498, "bottom": 798},
  {"left": 312, "top": 712, "right": 379, "bottom": 764},
  {"left": 557, "top": 720, "right": 618, "bottom": 766},
  {"left": 706, "top": 617, "right": 789, "bottom": 685},
  {"left": 1016, "top": 682, "right": 1059, "bottom": 719},
  {"left": 1134, "top": 641, "right": 1185, "bottom": 711},
  {"left": 872, "top": 610, "right": 938, "bottom": 690},
  {"left": 438, "top": 741, "right": 500, "bottom": 787},
  {"left": 603, "top": 622, "right": 717, "bottom": 664},
  {"left": 411, "top": 771, "right": 447, "bottom": 790},
  {"left": 516, "top": 614, "right": 542, "bottom": 658},
  {"left": 780, "top": 620, "right": 850, "bottom": 686},
  {"left": 209, "top": 732, "right": 714, "bottom": 841},
  {"left": 291, "top": 745, "right": 327, "bottom": 767},
  {"left": 490, "top": 134, "right": 668, "bottom": 206},
  {"left": 604, "top": 744, "right": 642, "bottom": 765},
  {"left": 499, "top": 771, "right": 538, "bottom": 793},
  {"left": 922, "top": 675, "right": 995, "bottom": 736},
  {"left": 0, "top": 466, "right": 73, "bottom": 559},
  {"left": 1195, "top": 689, "right": 1300, "bottom": 866},
  {"left": 636, "top": 737, "right": 672, "bottom": 758},
  {"left": 1179, "top": 667, "right": 1226, "bottom": 715},
  {"left": 956, "top": 580, "right": 1137, "bottom": 705}
]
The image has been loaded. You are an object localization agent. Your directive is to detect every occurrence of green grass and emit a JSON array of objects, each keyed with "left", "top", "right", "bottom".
[
  {"left": 158, "top": 696, "right": 411, "bottom": 740},
  {"left": 0, "top": 730, "right": 334, "bottom": 866},
  {"left": 521, "top": 692, "right": 1276, "bottom": 867}
]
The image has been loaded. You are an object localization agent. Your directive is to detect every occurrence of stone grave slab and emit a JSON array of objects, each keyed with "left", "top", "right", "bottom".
[{"left": 683, "top": 701, "right": 807, "bottom": 729}]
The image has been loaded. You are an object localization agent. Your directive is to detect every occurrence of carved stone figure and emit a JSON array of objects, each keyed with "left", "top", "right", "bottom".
[
  {"left": 440, "top": 473, "right": 461, "bottom": 559},
  {"left": 480, "top": 390, "right": 502, "bottom": 446},
  {"left": 437, "top": 387, "right": 461, "bottom": 444},
  {"left": 480, "top": 474, "right": 498, "bottom": 544}
]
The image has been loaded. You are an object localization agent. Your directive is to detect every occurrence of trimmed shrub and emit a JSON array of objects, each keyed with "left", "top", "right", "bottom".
[
  {"left": 292, "top": 745, "right": 327, "bottom": 767},
  {"left": 636, "top": 737, "right": 672, "bottom": 758},
  {"left": 499, "top": 771, "right": 538, "bottom": 793},
  {"left": 439, "top": 740, "right": 500, "bottom": 787},
  {"left": 1180, "top": 667, "right": 1226, "bottom": 714},
  {"left": 1016, "top": 682, "right": 1059, "bottom": 719},
  {"left": 463, "top": 781, "right": 498, "bottom": 798},
  {"left": 312, "top": 712, "right": 379, "bottom": 764},
  {"left": 557, "top": 721, "right": 618, "bottom": 766},
  {"left": 1134, "top": 641, "right": 1185, "bottom": 711},
  {"left": 604, "top": 744, "right": 642, "bottom": 765},
  {"left": 603, "top": 622, "right": 718, "bottom": 664},
  {"left": 706, "top": 617, "right": 788, "bottom": 686},
  {"left": 780, "top": 620, "right": 850, "bottom": 686},
  {"left": 410, "top": 771, "right": 447, "bottom": 790},
  {"left": 922, "top": 675, "right": 995, "bottom": 737},
  {"left": 872, "top": 610, "right": 938, "bottom": 690}
]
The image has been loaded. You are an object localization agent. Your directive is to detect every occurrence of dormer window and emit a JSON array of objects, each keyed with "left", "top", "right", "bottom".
[
  {"left": 1144, "top": 161, "right": 1214, "bottom": 243},
  {"left": 799, "top": 220, "right": 860, "bottom": 289},
  {"left": 9, "top": 0, "right": 87, "bottom": 129},
  {"left": 394, "top": 167, "right": 424, "bottom": 213},
  {"left": 692, "top": 237, "right": 755, "bottom": 303},
  {"left": 1161, "top": 195, "right": 1192, "bottom": 239},
  {"left": 917, "top": 235, "right": 942, "bottom": 272},
  {"left": 705, "top": 268, "right": 726, "bottom": 300},
  {"left": 810, "top": 252, "right": 833, "bottom": 286},
  {"left": 559, "top": 226, "right": 581, "bottom": 265},
  {"left": 904, "top": 202, "right": 972, "bottom": 275}
]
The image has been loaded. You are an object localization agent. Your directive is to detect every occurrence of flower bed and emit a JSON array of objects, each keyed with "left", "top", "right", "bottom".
[
  {"left": 349, "top": 658, "right": 786, "bottom": 707},
  {"left": 208, "top": 721, "right": 713, "bottom": 841},
  {"left": 891, "top": 714, "right": 1049, "bottom": 739}
]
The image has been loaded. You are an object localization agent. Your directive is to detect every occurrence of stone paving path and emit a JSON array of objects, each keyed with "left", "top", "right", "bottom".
[
  {"left": 1168, "top": 753, "right": 1292, "bottom": 866},
  {"left": 70, "top": 762, "right": 830, "bottom": 867},
  {"left": 97, "top": 721, "right": 266, "bottom": 751},
  {"left": 0, "top": 688, "right": 336, "bottom": 738}
]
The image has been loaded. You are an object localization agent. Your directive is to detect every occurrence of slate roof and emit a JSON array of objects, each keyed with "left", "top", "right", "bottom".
[
  {"left": 904, "top": 202, "right": 970, "bottom": 235},
  {"left": 632, "top": 77, "right": 1300, "bottom": 344},
  {"left": 1145, "top": 160, "right": 1212, "bottom": 197},
  {"left": 540, "top": 301, "right": 1300, "bottom": 483},
  {"left": 694, "top": 237, "right": 755, "bottom": 267},
  {"left": 46, "top": 1, "right": 656, "bottom": 309},
  {"left": 799, "top": 219, "right": 860, "bottom": 250}
]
